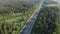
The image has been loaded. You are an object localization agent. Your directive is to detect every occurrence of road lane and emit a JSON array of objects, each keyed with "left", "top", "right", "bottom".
[{"left": 18, "top": 0, "right": 44, "bottom": 34}]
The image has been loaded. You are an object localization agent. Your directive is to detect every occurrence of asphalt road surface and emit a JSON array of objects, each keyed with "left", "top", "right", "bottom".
[{"left": 18, "top": 0, "right": 44, "bottom": 34}]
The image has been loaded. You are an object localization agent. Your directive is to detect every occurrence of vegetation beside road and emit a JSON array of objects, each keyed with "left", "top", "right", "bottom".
[
  {"left": 32, "top": 6, "right": 58, "bottom": 34},
  {"left": 0, "top": 0, "right": 41, "bottom": 34},
  {"left": 56, "top": 8, "right": 60, "bottom": 34}
]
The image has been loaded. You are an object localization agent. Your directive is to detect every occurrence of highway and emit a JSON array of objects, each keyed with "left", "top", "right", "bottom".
[{"left": 18, "top": 0, "right": 44, "bottom": 34}]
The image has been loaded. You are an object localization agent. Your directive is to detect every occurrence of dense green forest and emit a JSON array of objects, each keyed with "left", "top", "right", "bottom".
[
  {"left": 32, "top": 6, "right": 59, "bottom": 34},
  {"left": 0, "top": 0, "right": 59, "bottom": 34},
  {"left": 31, "top": 0, "right": 60, "bottom": 34},
  {"left": 0, "top": 0, "right": 41, "bottom": 34},
  {"left": 56, "top": 8, "right": 60, "bottom": 34}
]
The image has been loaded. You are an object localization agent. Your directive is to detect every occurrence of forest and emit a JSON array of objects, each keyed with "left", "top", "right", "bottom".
[
  {"left": 0, "top": 0, "right": 59, "bottom": 34},
  {"left": 0, "top": 0, "right": 41, "bottom": 34},
  {"left": 32, "top": 6, "right": 59, "bottom": 34}
]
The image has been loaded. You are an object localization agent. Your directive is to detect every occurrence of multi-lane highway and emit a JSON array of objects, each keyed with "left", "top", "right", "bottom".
[{"left": 18, "top": 0, "right": 44, "bottom": 34}]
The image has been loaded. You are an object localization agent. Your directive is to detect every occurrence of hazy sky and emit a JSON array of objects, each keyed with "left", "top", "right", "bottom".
[
  {"left": 0, "top": 0, "right": 59, "bottom": 3},
  {"left": 53, "top": 0, "right": 57, "bottom": 1},
  {"left": 0, "top": 0, "right": 58, "bottom": 2},
  {"left": 54, "top": 0, "right": 60, "bottom": 2}
]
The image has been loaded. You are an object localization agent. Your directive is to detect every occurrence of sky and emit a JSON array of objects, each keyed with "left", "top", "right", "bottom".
[
  {"left": 0, "top": 0, "right": 58, "bottom": 2},
  {"left": 53, "top": 0, "right": 60, "bottom": 2},
  {"left": 0, "top": 0, "right": 59, "bottom": 3},
  {"left": 53, "top": 0, "right": 57, "bottom": 1}
]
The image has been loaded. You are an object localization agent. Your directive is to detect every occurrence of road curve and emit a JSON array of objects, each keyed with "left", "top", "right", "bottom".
[{"left": 18, "top": 0, "right": 44, "bottom": 34}]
